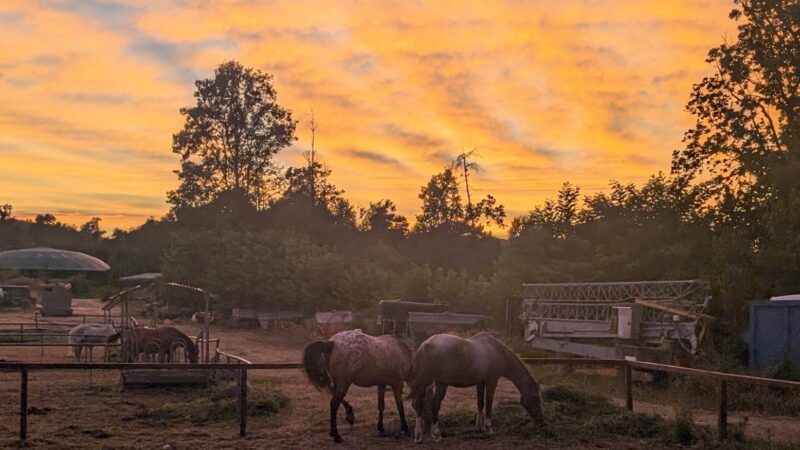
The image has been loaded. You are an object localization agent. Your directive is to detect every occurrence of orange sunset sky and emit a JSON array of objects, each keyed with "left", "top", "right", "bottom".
[{"left": 0, "top": 0, "right": 734, "bottom": 233}]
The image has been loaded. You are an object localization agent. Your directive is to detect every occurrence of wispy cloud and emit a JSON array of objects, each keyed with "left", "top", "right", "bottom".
[
  {"left": 0, "top": 0, "right": 734, "bottom": 232},
  {"left": 342, "top": 148, "right": 404, "bottom": 168}
]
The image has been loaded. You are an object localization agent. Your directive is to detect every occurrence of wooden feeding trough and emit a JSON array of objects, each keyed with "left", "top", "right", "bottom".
[{"left": 121, "top": 340, "right": 209, "bottom": 388}]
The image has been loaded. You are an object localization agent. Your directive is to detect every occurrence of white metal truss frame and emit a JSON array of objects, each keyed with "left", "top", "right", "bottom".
[{"left": 522, "top": 280, "right": 709, "bottom": 303}]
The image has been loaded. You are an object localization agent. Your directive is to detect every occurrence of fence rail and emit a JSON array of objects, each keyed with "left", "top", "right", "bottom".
[{"left": 2, "top": 358, "right": 799, "bottom": 443}]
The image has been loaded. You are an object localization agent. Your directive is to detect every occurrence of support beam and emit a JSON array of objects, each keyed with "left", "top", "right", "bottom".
[
  {"left": 19, "top": 368, "right": 28, "bottom": 441},
  {"left": 718, "top": 380, "right": 727, "bottom": 441},
  {"left": 239, "top": 367, "right": 248, "bottom": 437},
  {"left": 625, "top": 366, "right": 633, "bottom": 411}
]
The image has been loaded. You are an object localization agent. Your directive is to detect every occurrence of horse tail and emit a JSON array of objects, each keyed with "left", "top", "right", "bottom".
[{"left": 302, "top": 340, "right": 334, "bottom": 392}]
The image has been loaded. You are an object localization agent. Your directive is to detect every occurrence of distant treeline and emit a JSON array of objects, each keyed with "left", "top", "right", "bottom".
[{"left": 2, "top": 0, "right": 799, "bottom": 367}]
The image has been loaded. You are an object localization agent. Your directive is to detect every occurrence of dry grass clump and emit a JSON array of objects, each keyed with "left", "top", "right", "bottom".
[{"left": 134, "top": 380, "right": 289, "bottom": 426}]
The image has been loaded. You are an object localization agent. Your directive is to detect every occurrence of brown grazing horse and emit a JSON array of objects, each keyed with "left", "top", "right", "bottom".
[
  {"left": 131, "top": 326, "right": 198, "bottom": 363},
  {"left": 410, "top": 332, "right": 544, "bottom": 442},
  {"left": 303, "top": 329, "right": 413, "bottom": 443}
]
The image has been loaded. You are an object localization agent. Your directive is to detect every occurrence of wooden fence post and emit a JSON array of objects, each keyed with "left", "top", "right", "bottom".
[
  {"left": 239, "top": 367, "right": 248, "bottom": 437},
  {"left": 625, "top": 365, "right": 633, "bottom": 411},
  {"left": 20, "top": 368, "right": 28, "bottom": 441},
  {"left": 718, "top": 380, "right": 727, "bottom": 441}
]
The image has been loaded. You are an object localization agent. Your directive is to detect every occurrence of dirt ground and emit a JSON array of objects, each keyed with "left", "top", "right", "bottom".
[{"left": 0, "top": 300, "right": 798, "bottom": 449}]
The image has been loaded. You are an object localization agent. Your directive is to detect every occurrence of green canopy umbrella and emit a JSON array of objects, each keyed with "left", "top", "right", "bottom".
[{"left": 0, "top": 247, "right": 110, "bottom": 272}]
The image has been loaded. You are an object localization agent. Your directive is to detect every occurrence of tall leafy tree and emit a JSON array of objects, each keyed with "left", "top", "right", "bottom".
[
  {"left": 671, "top": 0, "right": 800, "bottom": 217},
  {"left": 34, "top": 213, "right": 57, "bottom": 226},
  {"left": 359, "top": 199, "right": 409, "bottom": 236},
  {"left": 415, "top": 167, "right": 505, "bottom": 235},
  {"left": 283, "top": 160, "right": 356, "bottom": 226},
  {"left": 80, "top": 217, "right": 104, "bottom": 240},
  {"left": 168, "top": 61, "right": 297, "bottom": 210},
  {"left": 415, "top": 168, "right": 463, "bottom": 233},
  {"left": 510, "top": 182, "right": 579, "bottom": 238}
]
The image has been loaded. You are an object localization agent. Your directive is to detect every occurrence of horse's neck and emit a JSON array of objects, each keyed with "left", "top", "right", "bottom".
[{"left": 500, "top": 348, "right": 534, "bottom": 393}]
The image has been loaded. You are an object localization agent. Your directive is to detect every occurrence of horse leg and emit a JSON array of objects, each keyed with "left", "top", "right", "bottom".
[
  {"left": 484, "top": 380, "right": 498, "bottom": 435},
  {"left": 330, "top": 382, "right": 350, "bottom": 443},
  {"left": 392, "top": 382, "right": 410, "bottom": 436},
  {"left": 476, "top": 383, "right": 486, "bottom": 431},
  {"left": 376, "top": 384, "right": 386, "bottom": 437},
  {"left": 431, "top": 383, "right": 448, "bottom": 442},
  {"left": 342, "top": 400, "right": 355, "bottom": 425},
  {"left": 413, "top": 385, "right": 432, "bottom": 443}
]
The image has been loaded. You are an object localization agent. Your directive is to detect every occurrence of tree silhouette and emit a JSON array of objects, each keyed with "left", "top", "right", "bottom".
[
  {"left": 0, "top": 204, "right": 11, "bottom": 221},
  {"left": 415, "top": 166, "right": 505, "bottom": 235},
  {"left": 80, "top": 217, "right": 104, "bottom": 240},
  {"left": 359, "top": 199, "right": 409, "bottom": 236},
  {"left": 510, "top": 182, "right": 579, "bottom": 238},
  {"left": 168, "top": 61, "right": 297, "bottom": 211},
  {"left": 34, "top": 213, "right": 57, "bottom": 226},
  {"left": 671, "top": 0, "right": 800, "bottom": 216}
]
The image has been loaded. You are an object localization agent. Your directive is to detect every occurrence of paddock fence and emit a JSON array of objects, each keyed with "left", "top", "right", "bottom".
[{"left": 2, "top": 358, "right": 800, "bottom": 443}]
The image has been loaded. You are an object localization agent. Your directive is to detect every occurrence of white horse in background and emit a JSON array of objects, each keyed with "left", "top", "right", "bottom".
[
  {"left": 191, "top": 311, "right": 215, "bottom": 324},
  {"left": 67, "top": 323, "right": 120, "bottom": 361}
]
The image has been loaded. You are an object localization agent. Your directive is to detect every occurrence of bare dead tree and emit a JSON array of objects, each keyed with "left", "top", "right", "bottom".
[{"left": 452, "top": 148, "right": 483, "bottom": 211}]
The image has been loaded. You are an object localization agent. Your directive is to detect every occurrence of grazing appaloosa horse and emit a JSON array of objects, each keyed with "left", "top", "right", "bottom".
[
  {"left": 67, "top": 323, "right": 120, "bottom": 361},
  {"left": 302, "top": 329, "right": 412, "bottom": 443},
  {"left": 131, "top": 326, "right": 198, "bottom": 363},
  {"left": 410, "top": 331, "right": 544, "bottom": 442}
]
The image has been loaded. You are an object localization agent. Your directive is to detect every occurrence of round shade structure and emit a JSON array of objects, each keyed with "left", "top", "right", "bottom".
[{"left": 0, "top": 247, "right": 110, "bottom": 272}]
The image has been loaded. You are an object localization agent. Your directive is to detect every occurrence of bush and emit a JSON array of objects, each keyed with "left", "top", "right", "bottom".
[{"left": 68, "top": 275, "right": 89, "bottom": 295}]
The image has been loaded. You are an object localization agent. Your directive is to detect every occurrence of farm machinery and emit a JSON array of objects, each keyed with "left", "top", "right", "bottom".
[{"left": 521, "top": 280, "right": 712, "bottom": 364}]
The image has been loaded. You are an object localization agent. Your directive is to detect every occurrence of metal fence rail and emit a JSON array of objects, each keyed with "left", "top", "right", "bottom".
[{"left": 2, "top": 359, "right": 799, "bottom": 443}]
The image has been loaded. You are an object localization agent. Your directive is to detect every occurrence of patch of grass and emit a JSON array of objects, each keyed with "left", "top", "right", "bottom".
[
  {"left": 135, "top": 380, "right": 289, "bottom": 425},
  {"left": 440, "top": 385, "right": 797, "bottom": 449},
  {"left": 440, "top": 386, "right": 672, "bottom": 444}
]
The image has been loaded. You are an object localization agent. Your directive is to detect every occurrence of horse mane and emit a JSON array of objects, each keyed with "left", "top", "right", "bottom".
[{"left": 477, "top": 332, "right": 534, "bottom": 382}]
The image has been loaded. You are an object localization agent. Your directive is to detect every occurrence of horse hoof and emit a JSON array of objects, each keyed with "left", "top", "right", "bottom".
[
  {"left": 333, "top": 435, "right": 343, "bottom": 443},
  {"left": 376, "top": 430, "right": 386, "bottom": 438},
  {"left": 431, "top": 424, "right": 442, "bottom": 442},
  {"left": 345, "top": 412, "right": 355, "bottom": 425}
]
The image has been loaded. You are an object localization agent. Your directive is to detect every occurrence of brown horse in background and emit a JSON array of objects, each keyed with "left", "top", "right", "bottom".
[
  {"left": 303, "top": 329, "right": 413, "bottom": 443},
  {"left": 131, "top": 326, "right": 198, "bottom": 363},
  {"left": 410, "top": 332, "right": 544, "bottom": 442}
]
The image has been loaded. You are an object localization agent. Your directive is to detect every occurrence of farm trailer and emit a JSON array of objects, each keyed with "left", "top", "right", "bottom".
[{"left": 520, "top": 280, "right": 712, "bottom": 364}]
